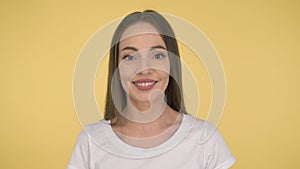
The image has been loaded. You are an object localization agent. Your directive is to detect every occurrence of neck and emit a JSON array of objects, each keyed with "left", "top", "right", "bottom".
[
  {"left": 117, "top": 105, "right": 181, "bottom": 133},
  {"left": 123, "top": 94, "right": 167, "bottom": 123},
  {"left": 112, "top": 106, "right": 183, "bottom": 148}
]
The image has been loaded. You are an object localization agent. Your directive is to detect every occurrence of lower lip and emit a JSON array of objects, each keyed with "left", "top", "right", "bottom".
[{"left": 133, "top": 82, "right": 156, "bottom": 91}]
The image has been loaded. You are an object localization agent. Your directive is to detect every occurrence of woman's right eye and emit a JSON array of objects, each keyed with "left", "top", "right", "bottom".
[{"left": 123, "top": 55, "right": 136, "bottom": 61}]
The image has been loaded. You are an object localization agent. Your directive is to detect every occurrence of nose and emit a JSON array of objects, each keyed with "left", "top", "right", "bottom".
[
  {"left": 137, "top": 67, "right": 154, "bottom": 75},
  {"left": 136, "top": 53, "right": 154, "bottom": 75}
]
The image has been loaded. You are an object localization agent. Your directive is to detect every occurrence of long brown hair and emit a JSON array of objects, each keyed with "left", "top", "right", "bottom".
[{"left": 104, "top": 10, "right": 186, "bottom": 122}]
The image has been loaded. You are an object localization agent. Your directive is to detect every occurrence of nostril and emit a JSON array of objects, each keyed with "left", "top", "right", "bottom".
[{"left": 137, "top": 68, "right": 154, "bottom": 75}]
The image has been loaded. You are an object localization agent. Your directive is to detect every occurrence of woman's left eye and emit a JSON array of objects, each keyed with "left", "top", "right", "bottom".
[{"left": 153, "top": 53, "right": 166, "bottom": 59}]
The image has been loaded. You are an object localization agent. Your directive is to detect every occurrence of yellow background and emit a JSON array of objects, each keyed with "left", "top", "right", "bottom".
[{"left": 1, "top": 0, "right": 299, "bottom": 168}]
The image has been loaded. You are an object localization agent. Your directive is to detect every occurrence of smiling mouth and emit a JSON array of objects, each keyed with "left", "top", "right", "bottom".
[{"left": 132, "top": 79, "right": 157, "bottom": 90}]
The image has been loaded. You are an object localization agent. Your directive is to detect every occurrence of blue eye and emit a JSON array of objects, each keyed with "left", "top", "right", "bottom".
[
  {"left": 123, "top": 55, "right": 136, "bottom": 60},
  {"left": 153, "top": 53, "right": 166, "bottom": 59}
]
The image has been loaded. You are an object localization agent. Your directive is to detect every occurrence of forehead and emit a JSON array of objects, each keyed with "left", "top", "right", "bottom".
[
  {"left": 120, "top": 22, "right": 160, "bottom": 41},
  {"left": 119, "top": 22, "right": 166, "bottom": 51},
  {"left": 119, "top": 34, "right": 165, "bottom": 51}
]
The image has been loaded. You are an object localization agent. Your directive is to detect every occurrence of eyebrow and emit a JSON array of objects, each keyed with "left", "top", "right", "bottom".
[
  {"left": 150, "top": 45, "right": 166, "bottom": 50},
  {"left": 120, "top": 45, "right": 166, "bottom": 51},
  {"left": 121, "top": 46, "right": 138, "bottom": 51}
]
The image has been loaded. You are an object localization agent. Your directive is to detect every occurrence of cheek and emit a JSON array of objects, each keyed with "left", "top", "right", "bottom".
[
  {"left": 160, "top": 72, "right": 170, "bottom": 88},
  {"left": 154, "top": 58, "right": 170, "bottom": 75},
  {"left": 118, "top": 65, "right": 135, "bottom": 92}
]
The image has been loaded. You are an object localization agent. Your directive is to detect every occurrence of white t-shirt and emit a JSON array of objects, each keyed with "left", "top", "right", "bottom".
[{"left": 67, "top": 114, "right": 235, "bottom": 169}]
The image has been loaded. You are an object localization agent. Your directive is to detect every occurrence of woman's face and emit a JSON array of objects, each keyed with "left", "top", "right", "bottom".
[{"left": 118, "top": 22, "right": 170, "bottom": 105}]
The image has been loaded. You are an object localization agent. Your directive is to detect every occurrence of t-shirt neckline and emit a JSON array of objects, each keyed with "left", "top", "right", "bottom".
[{"left": 102, "top": 113, "right": 195, "bottom": 158}]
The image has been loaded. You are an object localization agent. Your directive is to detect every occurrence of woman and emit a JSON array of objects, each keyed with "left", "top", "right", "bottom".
[{"left": 67, "top": 10, "right": 235, "bottom": 169}]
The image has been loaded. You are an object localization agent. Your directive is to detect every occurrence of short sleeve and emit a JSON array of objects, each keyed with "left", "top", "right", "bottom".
[
  {"left": 67, "top": 130, "right": 90, "bottom": 169},
  {"left": 202, "top": 127, "right": 236, "bottom": 169}
]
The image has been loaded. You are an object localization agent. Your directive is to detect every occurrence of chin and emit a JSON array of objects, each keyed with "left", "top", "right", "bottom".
[{"left": 129, "top": 93, "right": 151, "bottom": 103}]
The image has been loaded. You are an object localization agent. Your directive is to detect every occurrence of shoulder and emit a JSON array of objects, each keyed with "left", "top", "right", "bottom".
[
  {"left": 74, "top": 120, "right": 111, "bottom": 146},
  {"left": 183, "top": 114, "right": 223, "bottom": 144},
  {"left": 183, "top": 115, "right": 236, "bottom": 168},
  {"left": 68, "top": 121, "right": 110, "bottom": 169},
  {"left": 177, "top": 114, "right": 236, "bottom": 168},
  {"left": 83, "top": 120, "right": 110, "bottom": 133}
]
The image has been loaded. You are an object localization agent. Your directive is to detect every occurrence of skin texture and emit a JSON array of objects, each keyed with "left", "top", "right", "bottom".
[
  {"left": 112, "top": 22, "right": 182, "bottom": 147},
  {"left": 118, "top": 23, "right": 170, "bottom": 111}
]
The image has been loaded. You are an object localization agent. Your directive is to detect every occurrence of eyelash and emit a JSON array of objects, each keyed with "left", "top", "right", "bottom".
[
  {"left": 122, "top": 54, "right": 136, "bottom": 60},
  {"left": 153, "top": 53, "right": 166, "bottom": 59},
  {"left": 122, "top": 52, "right": 167, "bottom": 61}
]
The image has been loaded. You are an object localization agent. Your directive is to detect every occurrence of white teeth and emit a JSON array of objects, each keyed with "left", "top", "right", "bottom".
[{"left": 135, "top": 82, "right": 155, "bottom": 87}]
